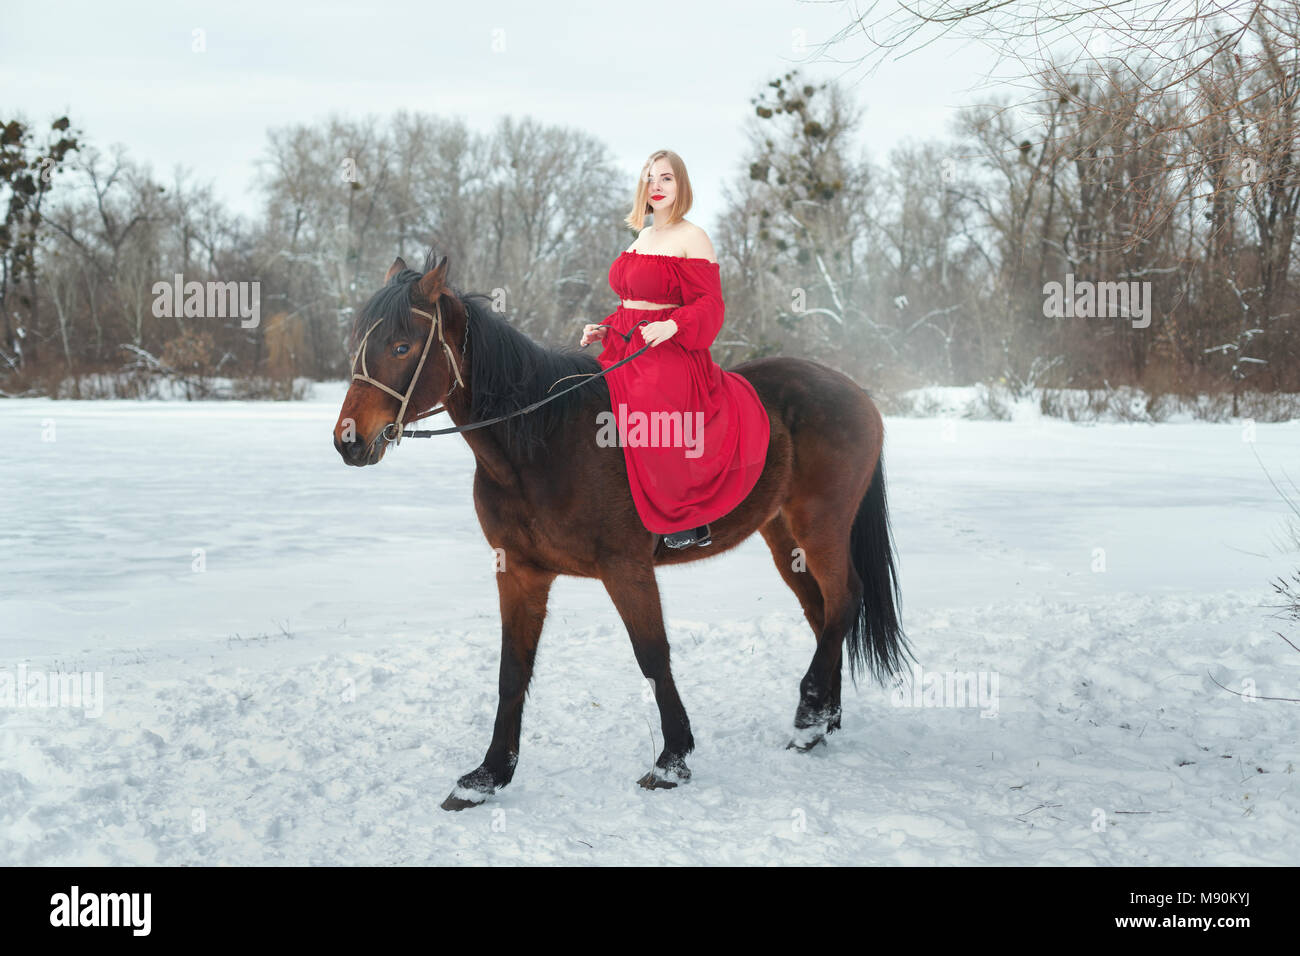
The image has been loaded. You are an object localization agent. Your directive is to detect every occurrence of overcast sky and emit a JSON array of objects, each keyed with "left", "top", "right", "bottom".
[{"left": 4, "top": 0, "right": 1021, "bottom": 234}]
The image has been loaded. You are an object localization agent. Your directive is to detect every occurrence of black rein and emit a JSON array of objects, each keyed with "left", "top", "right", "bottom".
[{"left": 398, "top": 320, "right": 654, "bottom": 439}]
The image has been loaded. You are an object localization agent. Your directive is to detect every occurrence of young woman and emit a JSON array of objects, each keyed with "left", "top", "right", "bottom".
[{"left": 580, "top": 149, "right": 769, "bottom": 549}]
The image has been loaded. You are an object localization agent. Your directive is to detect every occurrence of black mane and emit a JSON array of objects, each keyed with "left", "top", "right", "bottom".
[{"left": 352, "top": 251, "right": 606, "bottom": 461}]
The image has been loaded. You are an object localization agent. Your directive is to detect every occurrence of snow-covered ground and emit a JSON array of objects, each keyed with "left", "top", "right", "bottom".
[{"left": 2, "top": 383, "right": 1298, "bottom": 865}]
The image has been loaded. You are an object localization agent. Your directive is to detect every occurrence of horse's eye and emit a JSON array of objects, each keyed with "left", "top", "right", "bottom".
[{"left": 394, "top": 344, "right": 411, "bottom": 357}]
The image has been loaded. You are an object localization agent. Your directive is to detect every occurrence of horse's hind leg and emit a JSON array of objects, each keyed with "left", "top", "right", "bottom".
[
  {"left": 762, "top": 512, "right": 845, "bottom": 736},
  {"left": 601, "top": 564, "right": 695, "bottom": 789},
  {"left": 783, "top": 509, "right": 863, "bottom": 751},
  {"left": 442, "top": 561, "right": 556, "bottom": 811},
  {"left": 759, "top": 511, "right": 825, "bottom": 637}
]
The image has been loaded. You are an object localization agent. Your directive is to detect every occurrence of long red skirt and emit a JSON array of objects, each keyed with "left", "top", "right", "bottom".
[{"left": 596, "top": 306, "right": 770, "bottom": 534}]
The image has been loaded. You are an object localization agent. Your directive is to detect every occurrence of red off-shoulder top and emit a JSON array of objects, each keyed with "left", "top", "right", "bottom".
[{"left": 607, "top": 250, "right": 725, "bottom": 351}]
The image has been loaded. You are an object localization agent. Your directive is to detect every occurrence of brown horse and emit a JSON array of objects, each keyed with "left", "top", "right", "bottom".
[{"left": 333, "top": 252, "right": 908, "bottom": 810}]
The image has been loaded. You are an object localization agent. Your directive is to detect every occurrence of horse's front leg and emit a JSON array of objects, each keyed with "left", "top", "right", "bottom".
[
  {"left": 441, "top": 561, "right": 556, "bottom": 811},
  {"left": 601, "top": 564, "right": 695, "bottom": 789}
]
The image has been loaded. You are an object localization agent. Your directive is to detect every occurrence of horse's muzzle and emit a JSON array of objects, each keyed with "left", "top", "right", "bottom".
[{"left": 334, "top": 433, "right": 384, "bottom": 467}]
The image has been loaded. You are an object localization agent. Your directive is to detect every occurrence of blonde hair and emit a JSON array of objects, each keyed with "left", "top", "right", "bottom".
[{"left": 624, "top": 149, "right": 693, "bottom": 232}]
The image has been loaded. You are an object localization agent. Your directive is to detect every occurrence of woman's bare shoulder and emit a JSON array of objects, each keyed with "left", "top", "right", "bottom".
[
  {"left": 627, "top": 221, "right": 716, "bottom": 262},
  {"left": 680, "top": 223, "right": 717, "bottom": 263}
]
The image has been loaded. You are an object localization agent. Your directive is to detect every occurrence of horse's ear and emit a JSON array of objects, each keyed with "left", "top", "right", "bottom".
[
  {"left": 418, "top": 256, "right": 450, "bottom": 300},
  {"left": 384, "top": 257, "right": 408, "bottom": 284}
]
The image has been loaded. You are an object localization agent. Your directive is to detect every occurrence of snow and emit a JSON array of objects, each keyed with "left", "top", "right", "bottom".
[{"left": 2, "top": 383, "right": 1298, "bottom": 864}]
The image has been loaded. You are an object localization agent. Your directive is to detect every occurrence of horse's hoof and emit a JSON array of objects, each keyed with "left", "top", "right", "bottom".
[
  {"left": 637, "top": 772, "right": 677, "bottom": 790},
  {"left": 638, "top": 760, "right": 691, "bottom": 790},
  {"left": 440, "top": 783, "right": 492, "bottom": 811},
  {"left": 787, "top": 724, "right": 829, "bottom": 752},
  {"left": 441, "top": 793, "right": 481, "bottom": 811}
]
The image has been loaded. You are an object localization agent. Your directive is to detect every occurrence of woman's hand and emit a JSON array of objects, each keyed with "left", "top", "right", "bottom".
[
  {"left": 580, "top": 324, "right": 607, "bottom": 347},
  {"left": 640, "top": 318, "right": 679, "bottom": 347}
]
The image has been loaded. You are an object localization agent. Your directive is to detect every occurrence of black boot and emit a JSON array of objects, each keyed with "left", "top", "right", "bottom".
[{"left": 663, "top": 524, "right": 712, "bottom": 549}]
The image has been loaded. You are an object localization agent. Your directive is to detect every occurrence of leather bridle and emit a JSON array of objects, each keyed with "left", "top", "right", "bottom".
[
  {"left": 349, "top": 302, "right": 465, "bottom": 445},
  {"left": 350, "top": 306, "right": 656, "bottom": 443}
]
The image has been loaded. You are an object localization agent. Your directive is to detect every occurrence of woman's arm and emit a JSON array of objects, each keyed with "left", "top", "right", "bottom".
[{"left": 667, "top": 257, "right": 725, "bottom": 351}]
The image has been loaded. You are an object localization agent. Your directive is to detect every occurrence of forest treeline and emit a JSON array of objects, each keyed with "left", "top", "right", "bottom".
[{"left": 3, "top": 28, "right": 1299, "bottom": 413}]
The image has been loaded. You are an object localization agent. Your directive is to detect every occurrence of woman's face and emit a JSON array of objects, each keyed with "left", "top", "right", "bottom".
[{"left": 645, "top": 159, "right": 677, "bottom": 215}]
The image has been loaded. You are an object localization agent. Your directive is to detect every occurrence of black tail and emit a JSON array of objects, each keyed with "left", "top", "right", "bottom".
[{"left": 845, "top": 453, "right": 911, "bottom": 685}]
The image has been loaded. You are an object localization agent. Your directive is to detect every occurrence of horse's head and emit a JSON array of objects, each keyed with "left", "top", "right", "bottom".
[{"left": 333, "top": 254, "right": 467, "bottom": 466}]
